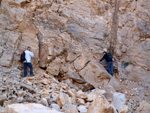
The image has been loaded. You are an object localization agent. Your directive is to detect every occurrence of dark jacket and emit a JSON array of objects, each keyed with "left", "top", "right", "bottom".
[{"left": 100, "top": 52, "right": 113, "bottom": 62}]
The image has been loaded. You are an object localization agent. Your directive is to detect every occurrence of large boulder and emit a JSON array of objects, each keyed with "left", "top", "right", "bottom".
[
  {"left": 46, "top": 57, "right": 62, "bottom": 76},
  {"left": 108, "top": 77, "right": 122, "bottom": 91},
  {"left": 56, "top": 93, "right": 72, "bottom": 108},
  {"left": 0, "top": 95, "right": 7, "bottom": 106},
  {"left": 87, "top": 88, "right": 106, "bottom": 101},
  {"left": 0, "top": 50, "right": 14, "bottom": 67},
  {"left": 79, "top": 59, "right": 112, "bottom": 88},
  {"left": 137, "top": 101, "right": 150, "bottom": 113},
  {"left": 111, "top": 92, "right": 128, "bottom": 113},
  {"left": 87, "top": 96, "right": 115, "bottom": 113},
  {"left": 61, "top": 104, "right": 78, "bottom": 113},
  {"left": 5, "top": 103, "right": 63, "bottom": 113},
  {"left": 39, "top": 42, "right": 48, "bottom": 68}
]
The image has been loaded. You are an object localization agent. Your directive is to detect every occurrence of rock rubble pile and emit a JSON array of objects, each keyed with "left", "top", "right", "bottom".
[{"left": 0, "top": 70, "right": 128, "bottom": 113}]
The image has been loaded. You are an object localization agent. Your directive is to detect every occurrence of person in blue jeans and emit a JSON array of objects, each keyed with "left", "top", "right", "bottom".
[
  {"left": 100, "top": 48, "right": 113, "bottom": 76},
  {"left": 23, "top": 46, "right": 34, "bottom": 77}
]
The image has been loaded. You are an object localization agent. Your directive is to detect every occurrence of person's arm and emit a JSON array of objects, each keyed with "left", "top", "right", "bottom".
[
  {"left": 100, "top": 55, "right": 105, "bottom": 62},
  {"left": 30, "top": 51, "right": 34, "bottom": 57}
]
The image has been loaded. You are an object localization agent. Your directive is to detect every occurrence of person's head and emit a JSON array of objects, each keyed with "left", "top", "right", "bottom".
[
  {"left": 27, "top": 46, "right": 31, "bottom": 51},
  {"left": 103, "top": 48, "right": 107, "bottom": 54}
]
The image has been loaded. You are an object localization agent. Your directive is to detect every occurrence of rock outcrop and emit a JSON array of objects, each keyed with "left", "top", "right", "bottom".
[{"left": 0, "top": 0, "right": 150, "bottom": 112}]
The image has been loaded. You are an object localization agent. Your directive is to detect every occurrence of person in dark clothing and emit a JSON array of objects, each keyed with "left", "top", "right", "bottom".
[{"left": 100, "top": 48, "right": 113, "bottom": 76}]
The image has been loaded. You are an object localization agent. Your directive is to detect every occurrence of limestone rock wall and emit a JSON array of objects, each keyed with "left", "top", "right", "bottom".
[
  {"left": 115, "top": 0, "right": 150, "bottom": 82},
  {"left": 0, "top": 0, "right": 150, "bottom": 112},
  {"left": 0, "top": 0, "right": 114, "bottom": 88}
]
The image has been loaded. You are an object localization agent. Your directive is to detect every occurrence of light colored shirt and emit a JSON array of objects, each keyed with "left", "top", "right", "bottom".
[{"left": 24, "top": 50, "right": 34, "bottom": 63}]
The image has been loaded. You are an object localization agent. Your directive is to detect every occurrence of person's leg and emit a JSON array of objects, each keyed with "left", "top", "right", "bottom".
[
  {"left": 107, "top": 62, "right": 111, "bottom": 74},
  {"left": 110, "top": 61, "right": 113, "bottom": 76},
  {"left": 28, "top": 63, "right": 33, "bottom": 76},
  {"left": 24, "top": 63, "right": 27, "bottom": 77}
]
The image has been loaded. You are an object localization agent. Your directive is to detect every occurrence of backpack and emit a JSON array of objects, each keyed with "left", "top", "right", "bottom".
[{"left": 20, "top": 51, "right": 26, "bottom": 62}]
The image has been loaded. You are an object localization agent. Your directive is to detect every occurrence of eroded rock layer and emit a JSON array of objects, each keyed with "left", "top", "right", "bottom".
[{"left": 0, "top": 0, "right": 150, "bottom": 112}]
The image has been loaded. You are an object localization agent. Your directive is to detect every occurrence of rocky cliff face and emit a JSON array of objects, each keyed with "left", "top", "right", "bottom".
[
  {"left": 0, "top": 0, "right": 150, "bottom": 112},
  {"left": 116, "top": 0, "right": 150, "bottom": 82}
]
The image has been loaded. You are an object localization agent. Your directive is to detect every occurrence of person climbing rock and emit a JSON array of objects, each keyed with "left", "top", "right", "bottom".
[
  {"left": 23, "top": 46, "right": 34, "bottom": 77},
  {"left": 100, "top": 48, "right": 113, "bottom": 76}
]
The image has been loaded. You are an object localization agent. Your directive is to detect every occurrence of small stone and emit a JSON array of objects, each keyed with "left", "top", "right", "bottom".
[
  {"left": 51, "top": 104, "right": 60, "bottom": 111},
  {"left": 77, "top": 98, "right": 85, "bottom": 105},
  {"left": 20, "top": 83, "right": 36, "bottom": 93},
  {"left": 56, "top": 93, "right": 71, "bottom": 108},
  {"left": 40, "top": 98, "right": 48, "bottom": 106},
  {"left": 0, "top": 95, "right": 7, "bottom": 106},
  {"left": 78, "top": 105, "right": 87, "bottom": 113},
  {"left": 87, "top": 94, "right": 96, "bottom": 101},
  {"left": 76, "top": 90, "right": 87, "bottom": 99},
  {"left": 62, "top": 104, "right": 78, "bottom": 113},
  {"left": 40, "top": 79, "right": 49, "bottom": 85}
]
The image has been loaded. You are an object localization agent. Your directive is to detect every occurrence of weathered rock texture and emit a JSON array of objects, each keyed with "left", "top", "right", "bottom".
[
  {"left": 116, "top": 0, "right": 150, "bottom": 82},
  {"left": 0, "top": 0, "right": 114, "bottom": 89},
  {"left": 0, "top": 0, "right": 150, "bottom": 112},
  {"left": 5, "top": 103, "right": 63, "bottom": 113}
]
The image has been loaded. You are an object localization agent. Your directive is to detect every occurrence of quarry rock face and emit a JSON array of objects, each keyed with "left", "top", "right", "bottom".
[
  {"left": 117, "top": 0, "right": 150, "bottom": 82},
  {"left": 87, "top": 96, "right": 115, "bottom": 113},
  {"left": 137, "top": 101, "right": 150, "bottom": 113},
  {"left": 0, "top": 0, "right": 150, "bottom": 112}
]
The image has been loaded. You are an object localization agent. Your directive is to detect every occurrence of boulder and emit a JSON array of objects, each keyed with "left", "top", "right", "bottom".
[
  {"left": 87, "top": 89, "right": 106, "bottom": 101},
  {"left": 56, "top": 93, "right": 72, "bottom": 108},
  {"left": 61, "top": 104, "right": 78, "bottom": 113},
  {"left": 111, "top": 92, "right": 128, "bottom": 113},
  {"left": 40, "top": 79, "right": 50, "bottom": 85},
  {"left": 40, "top": 98, "right": 48, "bottom": 106},
  {"left": 103, "top": 85, "right": 116, "bottom": 103},
  {"left": 108, "top": 77, "right": 122, "bottom": 91},
  {"left": 87, "top": 93, "right": 97, "bottom": 102},
  {"left": 5, "top": 103, "right": 63, "bottom": 113},
  {"left": 73, "top": 55, "right": 89, "bottom": 71},
  {"left": 78, "top": 105, "right": 87, "bottom": 113},
  {"left": 20, "top": 83, "right": 36, "bottom": 94},
  {"left": 0, "top": 95, "right": 7, "bottom": 106},
  {"left": 0, "top": 51, "right": 14, "bottom": 67},
  {"left": 39, "top": 42, "right": 48, "bottom": 68},
  {"left": 51, "top": 104, "right": 60, "bottom": 111},
  {"left": 87, "top": 88, "right": 106, "bottom": 101},
  {"left": 79, "top": 59, "right": 112, "bottom": 88},
  {"left": 66, "top": 73, "right": 85, "bottom": 83},
  {"left": 46, "top": 57, "right": 61, "bottom": 76},
  {"left": 87, "top": 96, "right": 115, "bottom": 113},
  {"left": 77, "top": 98, "right": 85, "bottom": 105},
  {"left": 76, "top": 90, "right": 87, "bottom": 99},
  {"left": 137, "top": 101, "right": 150, "bottom": 113}
]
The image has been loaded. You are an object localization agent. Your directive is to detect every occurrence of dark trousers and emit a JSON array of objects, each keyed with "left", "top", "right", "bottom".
[
  {"left": 107, "top": 61, "right": 113, "bottom": 76},
  {"left": 24, "top": 63, "right": 33, "bottom": 77}
]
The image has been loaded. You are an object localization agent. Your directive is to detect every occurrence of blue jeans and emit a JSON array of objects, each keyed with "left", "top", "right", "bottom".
[
  {"left": 107, "top": 61, "right": 113, "bottom": 76},
  {"left": 24, "top": 63, "right": 33, "bottom": 77}
]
